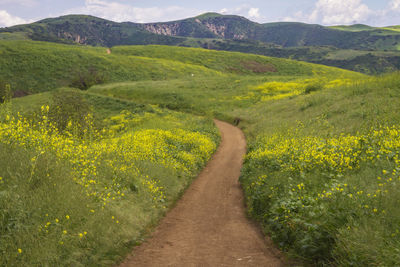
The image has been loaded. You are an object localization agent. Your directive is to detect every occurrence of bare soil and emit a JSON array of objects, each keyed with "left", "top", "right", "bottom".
[{"left": 120, "top": 120, "right": 283, "bottom": 266}]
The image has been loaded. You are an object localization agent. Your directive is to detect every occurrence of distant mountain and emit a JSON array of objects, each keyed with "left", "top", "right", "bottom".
[
  {"left": 0, "top": 15, "right": 185, "bottom": 47},
  {"left": 1, "top": 13, "right": 399, "bottom": 74},
  {"left": 138, "top": 13, "right": 400, "bottom": 51},
  {"left": 136, "top": 13, "right": 257, "bottom": 40},
  {"left": 1, "top": 13, "right": 400, "bottom": 50}
]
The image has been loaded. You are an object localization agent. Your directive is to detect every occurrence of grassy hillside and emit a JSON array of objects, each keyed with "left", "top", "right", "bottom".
[
  {"left": 330, "top": 24, "right": 400, "bottom": 34},
  {"left": 0, "top": 32, "right": 29, "bottom": 40},
  {"left": 0, "top": 15, "right": 184, "bottom": 47},
  {"left": 2, "top": 41, "right": 400, "bottom": 266},
  {"left": 111, "top": 45, "right": 315, "bottom": 76},
  {"left": 87, "top": 47, "right": 400, "bottom": 265},
  {"left": 89, "top": 46, "right": 363, "bottom": 117},
  {"left": 0, "top": 88, "right": 220, "bottom": 266},
  {"left": 238, "top": 73, "right": 400, "bottom": 265},
  {"left": 2, "top": 14, "right": 400, "bottom": 75},
  {"left": 0, "top": 40, "right": 352, "bottom": 94},
  {"left": 329, "top": 24, "right": 375, "bottom": 32},
  {"left": 2, "top": 43, "right": 357, "bottom": 265},
  {"left": 92, "top": 69, "right": 400, "bottom": 266},
  {"left": 191, "top": 39, "right": 400, "bottom": 75},
  {"left": 0, "top": 40, "right": 223, "bottom": 93}
]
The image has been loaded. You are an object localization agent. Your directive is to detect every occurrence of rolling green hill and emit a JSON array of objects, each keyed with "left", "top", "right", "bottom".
[
  {"left": 329, "top": 24, "right": 376, "bottom": 32},
  {"left": 1, "top": 40, "right": 358, "bottom": 94},
  {"left": 0, "top": 15, "right": 184, "bottom": 47},
  {"left": 3, "top": 13, "right": 399, "bottom": 51},
  {"left": 87, "top": 67, "right": 400, "bottom": 267},
  {"left": 0, "top": 40, "right": 224, "bottom": 93},
  {"left": 187, "top": 39, "right": 400, "bottom": 75},
  {"left": 1, "top": 14, "right": 400, "bottom": 74},
  {"left": 1, "top": 39, "right": 400, "bottom": 266}
]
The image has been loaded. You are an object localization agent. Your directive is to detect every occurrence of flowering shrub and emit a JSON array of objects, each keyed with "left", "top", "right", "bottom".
[
  {"left": 0, "top": 105, "right": 218, "bottom": 265},
  {"left": 242, "top": 125, "right": 400, "bottom": 265}
]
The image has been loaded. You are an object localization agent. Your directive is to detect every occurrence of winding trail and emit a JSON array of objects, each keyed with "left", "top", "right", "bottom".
[{"left": 120, "top": 120, "right": 283, "bottom": 266}]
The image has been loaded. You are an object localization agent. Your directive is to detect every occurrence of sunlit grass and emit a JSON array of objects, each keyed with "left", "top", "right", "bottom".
[
  {"left": 1, "top": 40, "right": 399, "bottom": 266},
  {"left": 0, "top": 100, "right": 219, "bottom": 266},
  {"left": 239, "top": 73, "right": 400, "bottom": 265}
]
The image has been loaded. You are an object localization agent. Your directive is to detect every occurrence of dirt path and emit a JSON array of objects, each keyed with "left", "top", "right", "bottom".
[{"left": 120, "top": 120, "right": 283, "bottom": 266}]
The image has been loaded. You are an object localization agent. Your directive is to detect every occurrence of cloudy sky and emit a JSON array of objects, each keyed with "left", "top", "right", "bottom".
[{"left": 0, "top": 0, "right": 399, "bottom": 28}]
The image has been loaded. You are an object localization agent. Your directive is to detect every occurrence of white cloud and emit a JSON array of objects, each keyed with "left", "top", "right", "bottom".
[
  {"left": 66, "top": 0, "right": 202, "bottom": 23},
  {"left": 285, "top": 0, "right": 373, "bottom": 25},
  {"left": 0, "top": 0, "right": 37, "bottom": 7},
  {"left": 218, "top": 5, "right": 264, "bottom": 22},
  {"left": 0, "top": 10, "right": 30, "bottom": 27},
  {"left": 248, "top": 8, "right": 260, "bottom": 19},
  {"left": 316, "top": 0, "right": 371, "bottom": 24},
  {"left": 220, "top": 8, "right": 228, "bottom": 15},
  {"left": 390, "top": 0, "right": 400, "bottom": 11}
]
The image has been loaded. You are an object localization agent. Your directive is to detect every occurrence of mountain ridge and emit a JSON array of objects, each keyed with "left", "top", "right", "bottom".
[
  {"left": 2, "top": 13, "right": 400, "bottom": 50},
  {"left": 1, "top": 13, "right": 400, "bottom": 74}
]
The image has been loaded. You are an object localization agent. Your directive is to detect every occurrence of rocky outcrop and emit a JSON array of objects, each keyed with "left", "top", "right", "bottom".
[
  {"left": 140, "top": 15, "right": 253, "bottom": 40},
  {"left": 57, "top": 31, "right": 88, "bottom": 44},
  {"left": 144, "top": 23, "right": 181, "bottom": 36},
  {"left": 201, "top": 22, "right": 226, "bottom": 38}
]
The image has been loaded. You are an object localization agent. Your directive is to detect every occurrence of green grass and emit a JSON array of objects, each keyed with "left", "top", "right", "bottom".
[
  {"left": 0, "top": 32, "right": 29, "bottom": 40},
  {"left": 10, "top": 88, "right": 152, "bottom": 122},
  {"left": 111, "top": 45, "right": 315, "bottom": 76},
  {"left": 0, "top": 40, "right": 222, "bottom": 93},
  {"left": 89, "top": 70, "right": 400, "bottom": 266},
  {"left": 3, "top": 14, "right": 400, "bottom": 75},
  {"left": 328, "top": 24, "right": 375, "bottom": 32},
  {"left": 234, "top": 73, "right": 400, "bottom": 136},
  {"left": 0, "top": 40, "right": 324, "bottom": 95},
  {"left": 0, "top": 88, "right": 220, "bottom": 266},
  {"left": 329, "top": 24, "right": 400, "bottom": 36},
  {"left": 237, "top": 73, "right": 400, "bottom": 265},
  {"left": 2, "top": 41, "right": 400, "bottom": 266}
]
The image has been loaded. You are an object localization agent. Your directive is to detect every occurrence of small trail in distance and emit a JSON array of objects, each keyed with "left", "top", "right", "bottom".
[{"left": 120, "top": 120, "right": 283, "bottom": 266}]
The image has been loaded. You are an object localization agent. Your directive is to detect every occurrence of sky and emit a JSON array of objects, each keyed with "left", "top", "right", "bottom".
[{"left": 0, "top": 0, "right": 399, "bottom": 28}]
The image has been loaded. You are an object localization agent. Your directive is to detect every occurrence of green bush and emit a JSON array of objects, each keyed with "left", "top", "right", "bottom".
[
  {"left": 49, "top": 89, "right": 92, "bottom": 133},
  {"left": 0, "top": 82, "right": 11, "bottom": 103},
  {"left": 69, "top": 67, "right": 107, "bottom": 90},
  {"left": 304, "top": 82, "right": 323, "bottom": 94}
]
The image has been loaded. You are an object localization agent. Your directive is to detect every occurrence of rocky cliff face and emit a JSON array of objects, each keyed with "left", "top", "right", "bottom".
[
  {"left": 201, "top": 21, "right": 227, "bottom": 38},
  {"left": 57, "top": 31, "right": 88, "bottom": 44},
  {"left": 141, "top": 15, "right": 253, "bottom": 40},
  {"left": 143, "top": 23, "right": 181, "bottom": 36}
]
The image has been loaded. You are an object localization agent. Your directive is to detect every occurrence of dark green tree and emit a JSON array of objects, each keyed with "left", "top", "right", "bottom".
[{"left": 0, "top": 82, "right": 12, "bottom": 104}]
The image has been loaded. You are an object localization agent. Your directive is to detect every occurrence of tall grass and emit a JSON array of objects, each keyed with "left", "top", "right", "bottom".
[
  {"left": 239, "top": 73, "right": 400, "bottom": 265},
  {"left": 0, "top": 91, "right": 219, "bottom": 266},
  {"left": 2, "top": 40, "right": 399, "bottom": 265}
]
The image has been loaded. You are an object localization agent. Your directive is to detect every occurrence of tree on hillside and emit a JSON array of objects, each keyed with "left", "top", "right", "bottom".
[
  {"left": 49, "top": 89, "right": 92, "bottom": 133},
  {"left": 69, "top": 67, "right": 107, "bottom": 90},
  {"left": 0, "top": 82, "right": 12, "bottom": 104}
]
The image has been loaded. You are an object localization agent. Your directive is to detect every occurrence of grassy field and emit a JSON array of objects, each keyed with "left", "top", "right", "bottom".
[
  {"left": 238, "top": 73, "right": 400, "bottom": 265},
  {"left": 1, "top": 40, "right": 400, "bottom": 265},
  {"left": 88, "top": 66, "right": 400, "bottom": 265},
  {"left": 0, "top": 41, "right": 223, "bottom": 93},
  {"left": 0, "top": 88, "right": 219, "bottom": 266},
  {"left": 0, "top": 40, "right": 318, "bottom": 94}
]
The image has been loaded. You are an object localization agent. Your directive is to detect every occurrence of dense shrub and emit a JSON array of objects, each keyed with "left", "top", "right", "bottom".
[
  {"left": 49, "top": 89, "right": 92, "bottom": 133},
  {"left": 69, "top": 67, "right": 107, "bottom": 90},
  {"left": 0, "top": 82, "right": 11, "bottom": 103}
]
